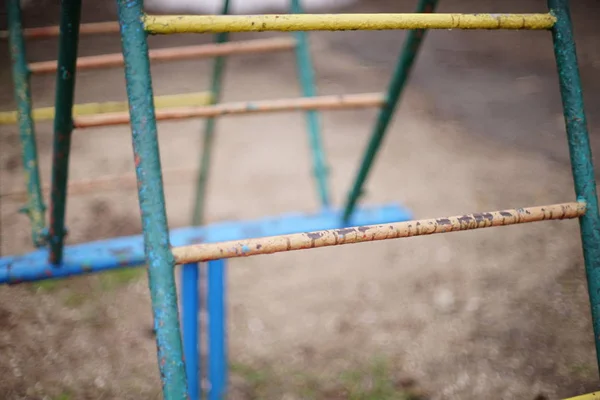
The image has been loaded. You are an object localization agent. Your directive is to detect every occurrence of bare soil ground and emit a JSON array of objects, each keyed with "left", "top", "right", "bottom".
[{"left": 1, "top": 0, "right": 600, "bottom": 399}]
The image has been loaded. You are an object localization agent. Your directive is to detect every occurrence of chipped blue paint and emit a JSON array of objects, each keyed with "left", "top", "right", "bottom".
[
  {"left": 115, "top": 0, "right": 188, "bottom": 398},
  {"left": 181, "top": 263, "right": 200, "bottom": 400},
  {"left": 548, "top": 0, "right": 600, "bottom": 374},
  {"left": 291, "top": 0, "right": 330, "bottom": 208},
  {"left": 0, "top": 204, "right": 412, "bottom": 284}
]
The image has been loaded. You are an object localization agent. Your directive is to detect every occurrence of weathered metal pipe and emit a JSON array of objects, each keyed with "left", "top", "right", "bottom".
[
  {"left": 172, "top": 202, "right": 586, "bottom": 265},
  {"left": 144, "top": 13, "right": 556, "bottom": 34},
  {"left": 73, "top": 92, "right": 385, "bottom": 128},
  {"left": 548, "top": 0, "right": 600, "bottom": 376},
  {"left": 115, "top": 0, "right": 188, "bottom": 397},
  {"left": 48, "top": 0, "right": 82, "bottom": 265},
  {"left": 0, "top": 21, "right": 119, "bottom": 39},
  {"left": 28, "top": 37, "right": 296, "bottom": 74},
  {"left": 6, "top": 0, "right": 47, "bottom": 247}
]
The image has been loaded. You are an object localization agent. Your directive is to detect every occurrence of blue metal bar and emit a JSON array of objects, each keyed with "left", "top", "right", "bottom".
[
  {"left": 208, "top": 259, "right": 227, "bottom": 400},
  {"left": 181, "top": 263, "right": 200, "bottom": 399},
  {"left": 48, "top": 0, "right": 82, "bottom": 264},
  {"left": 548, "top": 0, "right": 600, "bottom": 373},
  {"left": 290, "top": 0, "right": 330, "bottom": 208},
  {"left": 0, "top": 204, "right": 412, "bottom": 284},
  {"left": 6, "top": 0, "right": 47, "bottom": 248},
  {"left": 342, "top": 0, "right": 439, "bottom": 222},
  {"left": 115, "top": 0, "right": 188, "bottom": 398}
]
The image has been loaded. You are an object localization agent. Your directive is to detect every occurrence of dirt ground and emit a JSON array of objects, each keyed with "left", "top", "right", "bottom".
[{"left": 1, "top": 0, "right": 600, "bottom": 399}]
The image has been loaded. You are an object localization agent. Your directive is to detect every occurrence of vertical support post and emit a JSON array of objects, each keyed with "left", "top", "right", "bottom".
[
  {"left": 342, "top": 0, "right": 438, "bottom": 222},
  {"left": 7, "top": 0, "right": 46, "bottom": 247},
  {"left": 192, "top": 0, "right": 231, "bottom": 226},
  {"left": 290, "top": 0, "right": 330, "bottom": 208},
  {"left": 208, "top": 259, "right": 227, "bottom": 400},
  {"left": 115, "top": 0, "right": 188, "bottom": 398},
  {"left": 548, "top": 0, "right": 600, "bottom": 374},
  {"left": 181, "top": 263, "right": 200, "bottom": 399},
  {"left": 48, "top": 0, "right": 82, "bottom": 264}
]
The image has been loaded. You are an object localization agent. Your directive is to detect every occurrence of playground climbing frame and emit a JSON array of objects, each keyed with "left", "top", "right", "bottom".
[{"left": 0, "top": 0, "right": 598, "bottom": 399}]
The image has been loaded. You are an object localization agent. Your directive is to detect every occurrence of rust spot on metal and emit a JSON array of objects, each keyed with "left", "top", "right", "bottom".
[{"left": 436, "top": 218, "right": 452, "bottom": 225}]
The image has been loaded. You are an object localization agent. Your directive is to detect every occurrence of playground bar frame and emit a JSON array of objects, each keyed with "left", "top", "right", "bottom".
[
  {"left": 0, "top": 20, "right": 119, "bottom": 39},
  {"left": 548, "top": 0, "right": 600, "bottom": 372},
  {"left": 48, "top": 0, "right": 82, "bottom": 265},
  {"left": 172, "top": 201, "right": 586, "bottom": 264},
  {"left": 72, "top": 92, "right": 385, "bottom": 128},
  {"left": 0, "top": 92, "right": 213, "bottom": 125},
  {"left": 6, "top": 0, "right": 46, "bottom": 247},
  {"left": 143, "top": 13, "right": 556, "bottom": 34},
  {"left": 291, "top": 0, "right": 330, "bottom": 208},
  {"left": 343, "top": 0, "right": 438, "bottom": 222},
  {"left": 115, "top": 0, "right": 188, "bottom": 397},
  {"left": 28, "top": 37, "right": 297, "bottom": 75}
]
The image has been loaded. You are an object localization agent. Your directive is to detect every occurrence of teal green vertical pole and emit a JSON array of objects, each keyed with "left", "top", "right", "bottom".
[
  {"left": 290, "top": 0, "right": 330, "bottom": 208},
  {"left": 548, "top": 0, "right": 600, "bottom": 374},
  {"left": 48, "top": 0, "right": 82, "bottom": 264},
  {"left": 116, "top": 0, "right": 188, "bottom": 398},
  {"left": 342, "top": 0, "right": 438, "bottom": 222},
  {"left": 192, "top": 0, "right": 231, "bottom": 226},
  {"left": 7, "top": 0, "right": 46, "bottom": 247}
]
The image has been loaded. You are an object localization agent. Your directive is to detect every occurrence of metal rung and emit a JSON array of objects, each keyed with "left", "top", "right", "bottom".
[
  {"left": 0, "top": 91, "right": 212, "bottom": 125},
  {"left": 0, "top": 21, "right": 120, "bottom": 39},
  {"left": 0, "top": 168, "right": 195, "bottom": 201},
  {"left": 73, "top": 92, "right": 386, "bottom": 128},
  {"left": 29, "top": 37, "right": 297, "bottom": 74},
  {"left": 144, "top": 13, "right": 556, "bottom": 34},
  {"left": 172, "top": 202, "right": 586, "bottom": 264}
]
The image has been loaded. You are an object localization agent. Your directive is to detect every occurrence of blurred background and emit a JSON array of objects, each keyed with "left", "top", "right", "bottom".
[{"left": 0, "top": 0, "right": 599, "bottom": 399}]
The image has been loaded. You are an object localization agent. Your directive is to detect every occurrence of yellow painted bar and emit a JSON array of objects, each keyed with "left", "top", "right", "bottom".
[
  {"left": 0, "top": 91, "right": 213, "bottom": 125},
  {"left": 143, "top": 13, "right": 556, "bottom": 34},
  {"left": 564, "top": 393, "right": 600, "bottom": 400}
]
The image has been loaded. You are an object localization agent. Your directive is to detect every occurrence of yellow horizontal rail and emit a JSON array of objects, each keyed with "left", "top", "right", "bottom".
[
  {"left": 172, "top": 202, "right": 585, "bottom": 265},
  {"left": 143, "top": 13, "right": 556, "bottom": 34},
  {"left": 0, "top": 91, "right": 213, "bottom": 125}
]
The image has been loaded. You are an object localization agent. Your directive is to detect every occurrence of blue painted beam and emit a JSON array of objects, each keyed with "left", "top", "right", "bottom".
[
  {"left": 0, "top": 204, "right": 412, "bottom": 284},
  {"left": 207, "top": 259, "right": 227, "bottom": 400},
  {"left": 181, "top": 263, "right": 200, "bottom": 400}
]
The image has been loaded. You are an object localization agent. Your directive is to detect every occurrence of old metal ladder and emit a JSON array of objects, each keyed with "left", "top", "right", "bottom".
[{"left": 1, "top": 0, "right": 598, "bottom": 399}]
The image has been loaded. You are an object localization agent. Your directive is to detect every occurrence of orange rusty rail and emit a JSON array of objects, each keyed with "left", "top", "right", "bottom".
[
  {"left": 172, "top": 202, "right": 586, "bottom": 264},
  {"left": 28, "top": 37, "right": 297, "bottom": 74},
  {"left": 0, "top": 21, "right": 119, "bottom": 39},
  {"left": 73, "top": 92, "right": 386, "bottom": 128}
]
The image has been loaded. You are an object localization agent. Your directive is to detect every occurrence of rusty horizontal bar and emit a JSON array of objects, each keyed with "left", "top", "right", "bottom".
[
  {"left": 171, "top": 202, "right": 586, "bottom": 264},
  {"left": 0, "top": 91, "right": 212, "bottom": 125},
  {"left": 28, "top": 37, "right": 297, "bottom": 74},
  {"left": 0, "top": 21, "right": 119, "bottom": 39},
  {"left": 73, "top": 92, "right": 385, "bottom": 128},
  {"left": 144, "top": 13, "right": 556, "bottom": 34},
  {"left": 0, "top": 167, "right": 195, "bottom": 201}
]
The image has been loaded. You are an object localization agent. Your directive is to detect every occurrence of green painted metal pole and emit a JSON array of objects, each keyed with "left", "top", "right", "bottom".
[
  {"left": 548, "top": 0, "right": 600, "bottom": 374},
  {"left": 192, "top": 0, "right": 231, "bottom": 226},
  {"left": 6, "top": 0, "right": 46, "bottom": 247},
  {"left": 342, "top": 0, "right": 438, "bottom": 223},
  {"left": 47, "top": 0, "right": 82, "bottom": 264},
  {"left": 290, "top": 0, "right": 330, "bottom": 208},
  {"left": 115, "top": 0, "right": 188, "bottom": 398}
]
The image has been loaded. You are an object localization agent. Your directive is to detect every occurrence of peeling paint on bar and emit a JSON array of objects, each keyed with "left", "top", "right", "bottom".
[
  {"left": 172, "top": 202, "right": 586, "bottom": 264},
  {"left": 143, "top": 13, "right": 556, "bottom": 34},
  {"left": 28, "top": 37, "right": 296, "bottom": 74},
  {"left": 73, "top": 92, "right": 385, "bottom": 128}
]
